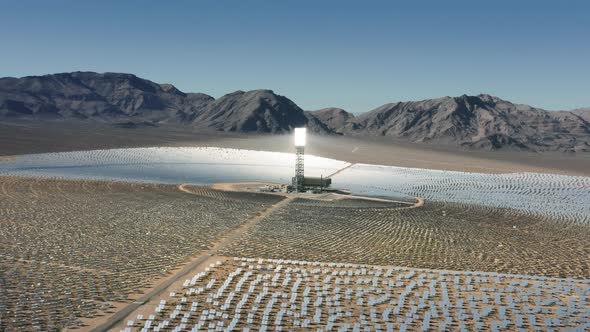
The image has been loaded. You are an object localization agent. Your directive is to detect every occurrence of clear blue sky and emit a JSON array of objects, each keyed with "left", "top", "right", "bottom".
[{"left": 1, "top": 0, "right": 588, "bottom": 112}]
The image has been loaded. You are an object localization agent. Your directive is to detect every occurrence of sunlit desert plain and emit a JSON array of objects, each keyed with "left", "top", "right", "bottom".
[{"left": 1, "top": 145, "right": 589, "bottom": 331}]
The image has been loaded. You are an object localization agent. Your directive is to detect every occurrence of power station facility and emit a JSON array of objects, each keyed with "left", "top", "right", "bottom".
[{"left": 291, "top": 127, "right": 332, "bottom": 193}]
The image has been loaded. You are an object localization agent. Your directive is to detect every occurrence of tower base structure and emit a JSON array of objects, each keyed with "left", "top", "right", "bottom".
[{"left": 293, "top": 146, "right": 305, "bottom": 192}]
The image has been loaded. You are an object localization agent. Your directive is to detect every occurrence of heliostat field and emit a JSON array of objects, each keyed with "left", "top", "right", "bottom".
[{"left": 0, "top": 147, "right": 589, "bottom": 331}]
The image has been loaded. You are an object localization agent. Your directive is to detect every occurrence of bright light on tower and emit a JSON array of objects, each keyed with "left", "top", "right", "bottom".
[{"left": 294, "top": 127, "right": 307, "bottom": 147}]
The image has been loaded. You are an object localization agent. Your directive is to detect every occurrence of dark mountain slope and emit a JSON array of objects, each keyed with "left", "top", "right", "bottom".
[
  {"left": 307, "top": 108, "right": 358, "bottom": 133},
  {"left": 189, "top": 89, "right": 310, "bottom": 133},
  {"left": 353, "top": 94, "right": 590, "bottom": 152},
  {"left": 1, "top": 72, "right": 589, "bottom": 151},
  {"left": 0, "top": 73, "right": 324, "bottom": 133},
  {"left": 572, "top": 108, "right": 590, "bottom": 122},
  {"left": 0, "top": 72, "right": 212, "bottom": 122}
]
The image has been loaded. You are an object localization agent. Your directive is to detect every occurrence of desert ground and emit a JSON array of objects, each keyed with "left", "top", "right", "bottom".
[
  {"left": 1, "top": 121, "right": 590, "bottom": 331},
  {"left": 0, "top": 175, "right": 588, "bottom": 331}
]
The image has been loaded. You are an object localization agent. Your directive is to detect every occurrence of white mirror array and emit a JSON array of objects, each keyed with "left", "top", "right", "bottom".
[
  {"left": 334, "top": 164, "right": 590, "bottom": 223},
  {"left": 122, "top": 258, "right": 590, "bottom": 331},
  {"left": 220, "top": 199, "right": 590, "bottom": 280},
  {"left": 2, "top": 147, "right": 588, "bottom": 223},
  {"left": 2, "top": 149, "right": 589, "bottom": 331},
  {"left": 0, "top": 177, "right": 283, "bottom": 330},
  {"left": 0, "top": 147, "right": 349, "bottom": 185}
]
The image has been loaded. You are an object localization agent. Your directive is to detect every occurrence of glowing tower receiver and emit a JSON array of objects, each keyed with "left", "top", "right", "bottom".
[
  {"left": 294, "top": 127, "right": 306, "bottom": 147},
  {"left": 293, "top": 127, "right": 306, "bottom": 192}
]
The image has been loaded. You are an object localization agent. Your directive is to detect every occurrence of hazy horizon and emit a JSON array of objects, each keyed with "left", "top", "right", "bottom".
[{"left": 1, "top": 0, "right": 588, "bottom": 112}]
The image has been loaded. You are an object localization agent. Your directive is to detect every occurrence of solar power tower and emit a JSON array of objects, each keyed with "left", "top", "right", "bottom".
[{"left": 293, "top": 127, "right": 306, "bottom": 192}]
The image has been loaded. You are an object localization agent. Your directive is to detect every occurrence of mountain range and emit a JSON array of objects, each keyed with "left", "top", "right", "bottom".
[{"left": 1, "top": 72, "right": 589, "bottom": 152}]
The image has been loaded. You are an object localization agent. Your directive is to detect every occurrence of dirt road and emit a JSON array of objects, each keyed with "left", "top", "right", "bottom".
[{"left": 89, "top": 186, "right": 294, "bottom": 332}]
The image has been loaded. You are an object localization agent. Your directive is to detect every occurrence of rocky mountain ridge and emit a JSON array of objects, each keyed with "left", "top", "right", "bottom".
[{"left": 1, "top": 72, "right": 589, "bottom": 152}]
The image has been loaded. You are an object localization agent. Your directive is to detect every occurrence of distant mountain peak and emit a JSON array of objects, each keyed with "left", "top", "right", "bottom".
[
  {"left": 307, "top": 107, "right": 357, "bottom": 133},
  {"left": 354, "top": 93, "right": 590, "bottom": 151},
  {"left": 246, "top": 89, "right": 275, "bottom": 95},
  {"left": 223, "top": 89, "right": 280, "bottom": 100},
  {"left": 573, "top": 108, "right": 590, "bottom": 122},
  {"left": 1, "top": 72, "right": 589, "bottom": 151},
  {"left": 193, "top": 88, "right": 309, "bottom": 133},
  {"left": 159, "top": 83, "right": 184, "bottom": 95}
]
